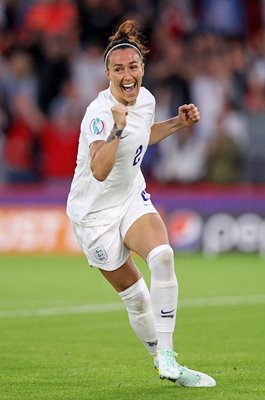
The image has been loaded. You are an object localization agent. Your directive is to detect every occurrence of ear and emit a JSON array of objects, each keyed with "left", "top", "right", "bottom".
[
  {"left": 105, "top": 68, "right": 110, "bottom": 80},
  {"left": 141, "top": 62, "right": 145, "bottom": 77}
]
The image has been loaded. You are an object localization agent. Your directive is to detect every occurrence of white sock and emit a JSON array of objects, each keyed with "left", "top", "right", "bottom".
[
  {"left": 119, "top": 277, "right": 158, "bottom": 356},
  {"left": 147, "top": 245, "right": 178, "bottom": 351}
]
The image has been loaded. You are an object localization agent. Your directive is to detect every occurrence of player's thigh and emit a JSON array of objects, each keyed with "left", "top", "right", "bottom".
[
  {"left": 124, "top": 212, "right": 169, "bottom": 261},
  {"left": 99, "top": 255, "right": 142, "bottom": 292}
]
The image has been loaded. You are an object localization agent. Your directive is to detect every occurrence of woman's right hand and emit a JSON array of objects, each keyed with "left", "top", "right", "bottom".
[{"left": 111, "top": 103, "right": 128, "bottom": 130}]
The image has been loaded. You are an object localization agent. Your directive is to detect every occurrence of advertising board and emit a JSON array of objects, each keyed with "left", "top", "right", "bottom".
[{"left": 0, "top": 184, "right": 265, "bottom": 255}]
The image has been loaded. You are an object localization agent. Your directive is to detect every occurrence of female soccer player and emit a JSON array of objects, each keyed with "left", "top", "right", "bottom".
[{"left": 67, "top": 20, "right": 216, "bottom": 387}]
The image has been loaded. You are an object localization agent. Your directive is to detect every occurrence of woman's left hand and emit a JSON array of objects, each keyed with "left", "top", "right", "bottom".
[{"left": 178, "top": 104, "right": 200, "bottom": 127}]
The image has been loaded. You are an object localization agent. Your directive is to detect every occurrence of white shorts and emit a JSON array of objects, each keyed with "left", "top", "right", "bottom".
[{"left": 71, "top": 187, "right": 158, "bottom": 271}]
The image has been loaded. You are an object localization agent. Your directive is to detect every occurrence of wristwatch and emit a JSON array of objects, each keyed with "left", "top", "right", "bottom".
[{"left": 114, "top": 124, "right": 123, "bottom": 138}]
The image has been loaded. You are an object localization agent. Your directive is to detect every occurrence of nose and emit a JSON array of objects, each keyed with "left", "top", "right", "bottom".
[{"left": 123, "top": 68, "right": 132, "bottom": 80}]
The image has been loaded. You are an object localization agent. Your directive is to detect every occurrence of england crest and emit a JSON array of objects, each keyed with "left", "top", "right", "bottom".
[{"left": 92, "top": 246, "right": 108, "bottom": 263}]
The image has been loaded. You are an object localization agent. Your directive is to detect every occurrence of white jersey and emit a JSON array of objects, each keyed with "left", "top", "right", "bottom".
[{"left": 66, "top": 86, "right": 155, "bottom": 225}]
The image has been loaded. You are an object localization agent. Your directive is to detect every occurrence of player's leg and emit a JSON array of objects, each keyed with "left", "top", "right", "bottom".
[
  {"left": 99, "top": 256, "right": 158, "bottom": 355},
  {"left": 124, "top": 213, "right": 179, "bottom": 351},
  {"left": 124, "top": 213, "right": 216, "bottom": 386},
  {"left": 120, "top": 190, "right": 180, "bottom": 379},
  {"left": 72, "top": 217, "right": 158, "bottom": 356}
]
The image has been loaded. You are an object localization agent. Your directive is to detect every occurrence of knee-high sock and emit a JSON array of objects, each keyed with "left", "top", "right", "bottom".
[
  {"left": 147, "top": 244, "right": 178, "bottom": 350},
  {"left": 118, "top": 277, "right": 158, "bottom": 356}
]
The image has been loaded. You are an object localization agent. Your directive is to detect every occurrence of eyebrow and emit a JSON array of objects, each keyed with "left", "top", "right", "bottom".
[{"left": 113, "top": 61, "right": 139, "bottom": 67}]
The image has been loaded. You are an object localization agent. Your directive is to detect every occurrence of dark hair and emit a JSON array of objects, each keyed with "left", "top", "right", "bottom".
[{"left": 104, "top": 20, "right": 149, "bottom": 68}]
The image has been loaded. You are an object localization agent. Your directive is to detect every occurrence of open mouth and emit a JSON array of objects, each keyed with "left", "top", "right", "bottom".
[{"left": 121, "top": 82, "right": 136, "bottom": 93}]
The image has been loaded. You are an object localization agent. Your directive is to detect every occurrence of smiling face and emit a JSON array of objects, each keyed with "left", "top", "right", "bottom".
[{"left": 105, "top": 47, "right": 144, "bottom": 106}]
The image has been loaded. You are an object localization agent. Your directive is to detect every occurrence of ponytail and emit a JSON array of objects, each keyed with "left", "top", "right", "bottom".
[{"left": 104, "top": 20, "right": 149, "bottom": 68}]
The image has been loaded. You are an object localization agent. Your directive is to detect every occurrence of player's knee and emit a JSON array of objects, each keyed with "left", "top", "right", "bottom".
[
  {"left": 158, "top": 246, "right": 174, "bottom": 267},
  {"left": 147, "top": 244, "right": 173, "bottom": 262},
  {"left": 131, "top": 285, "right": 151, "bottom": 314},
  {"left": 119, "top": 277, "right": 151, "bottom": 313},
  {"left": 147, "top": 244, "right": 176, "bottom": 281}
]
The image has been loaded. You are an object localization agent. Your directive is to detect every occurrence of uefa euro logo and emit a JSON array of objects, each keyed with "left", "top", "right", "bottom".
[{"left": 90, "top": 117, "right": 104, "bottom": 135}]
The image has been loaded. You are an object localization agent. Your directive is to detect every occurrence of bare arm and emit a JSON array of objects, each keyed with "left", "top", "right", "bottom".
[
  {"left": 149, "top": 103, "right": 200, "bottom": 145},
  {"left": 90, "top": 104, "right": 127, "bottom": 181}
]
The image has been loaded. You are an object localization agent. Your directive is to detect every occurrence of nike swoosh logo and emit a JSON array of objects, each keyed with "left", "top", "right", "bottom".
[
  {"left": 120, "top": 134, "right": 129, "bottom": 139},
  {"left": 144, "top": 340, "right": 158, "bottom": 347},
  {"left": 161, "top": 309, "right": 175, "bottom": 315}
]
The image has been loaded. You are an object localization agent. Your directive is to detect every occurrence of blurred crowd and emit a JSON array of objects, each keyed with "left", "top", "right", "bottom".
[{"left": 1, "top": 0, "right": 265, "bottom": 185}]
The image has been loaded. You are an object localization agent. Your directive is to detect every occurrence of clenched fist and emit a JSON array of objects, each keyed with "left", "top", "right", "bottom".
[
  {"left": 111, "top": 103, "right": 128, "bottom": 130},
  {"left": 178, "top": 104, "right": 200, "bottom": 127}
]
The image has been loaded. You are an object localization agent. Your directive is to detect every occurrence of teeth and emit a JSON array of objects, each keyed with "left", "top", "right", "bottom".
[{"left": 123, "top": 83, "right": 134, "bottom": 88}]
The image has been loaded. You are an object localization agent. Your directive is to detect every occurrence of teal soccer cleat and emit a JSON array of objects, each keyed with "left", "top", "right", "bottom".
[
  {"left": 154, "top": 350, "right": 216, "bottom": 387},
  {"left": 154, "top": 349, "right": 181, "bottom": 380},
  {"left": 174, "top": 364, "right": 216, "bottom": 387}
]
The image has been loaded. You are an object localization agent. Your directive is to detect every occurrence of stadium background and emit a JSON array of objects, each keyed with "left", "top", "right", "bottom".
[
  {"left": 1, "top": 0, "right": 265, "bottom": 254},
  {"left": 1, "top": 2, "right": 265, "bottom": 400}
]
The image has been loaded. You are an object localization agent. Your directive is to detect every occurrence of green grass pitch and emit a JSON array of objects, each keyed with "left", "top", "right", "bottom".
[{"left": 0, "top": 253, "right": 264, "bottom": 400}]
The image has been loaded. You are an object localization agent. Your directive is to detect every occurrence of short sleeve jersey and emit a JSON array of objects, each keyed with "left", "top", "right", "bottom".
[{"left": 66, "top": 86, "right": 155, "bottom": 225}]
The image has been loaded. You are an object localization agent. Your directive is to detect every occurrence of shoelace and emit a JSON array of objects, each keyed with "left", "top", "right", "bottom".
[{"left": 161, "top": 350, "right": 178, "bottom": 368}]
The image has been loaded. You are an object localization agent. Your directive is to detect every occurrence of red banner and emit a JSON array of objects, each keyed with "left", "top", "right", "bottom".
[{"left": 0, "top": 207, "right": 80, "bottom": 253}]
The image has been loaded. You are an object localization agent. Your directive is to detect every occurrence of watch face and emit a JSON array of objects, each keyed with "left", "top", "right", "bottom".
[{"left": 115, "top": 129, "right": 123, "bottom": 137}]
